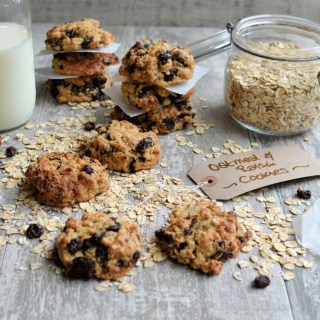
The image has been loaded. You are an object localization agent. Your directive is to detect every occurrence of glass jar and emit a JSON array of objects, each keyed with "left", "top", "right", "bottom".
[
  {"left": 0, "top": 0, "right": 36, "bottom": 132},
  {"left": 188, "top": 15, "right": 320, "bottom": 136}
]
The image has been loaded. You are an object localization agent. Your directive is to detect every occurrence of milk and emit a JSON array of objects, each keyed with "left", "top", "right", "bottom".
[{"left": 0, "top": 23, "right": 35, "bottom": 131}]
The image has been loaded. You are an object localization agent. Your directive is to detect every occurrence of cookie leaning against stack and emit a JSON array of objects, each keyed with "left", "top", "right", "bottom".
[
  {"left": 112, "top": 39, "right": 196, "bottom": 133},
  {"left": 45, "top": 19, "right": 119, "bottom": 103}
]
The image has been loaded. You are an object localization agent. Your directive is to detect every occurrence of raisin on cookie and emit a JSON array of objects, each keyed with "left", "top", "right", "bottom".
[
  {"left": 110, "top": 100, "right": 195, "bottom": 134},
  {"left": 25, "top": 152, "right": 110, "bottom": 207},
  {"left": 119, "top": 39, "right": 195, "bottom": 86},
  {"left": 47, "top": 73, "right": 110, "bottom": 103},
  {"left": 82, "top": 120, "right": 161, "bottom": 173},
  {"left": 45, "top": 18, "right": 115, "bottom": 51},
  {"left": 55, "top": 212, "right": 142, "bottom": 280},
  {"left": 155, "top": 200, "right": 251, "bottom": 275},
  {"left": 121, "top": 81, "right": 195, "bottom": 112},
  {"left": 52, "top": 52, "right": 119, "bottom": 76}
]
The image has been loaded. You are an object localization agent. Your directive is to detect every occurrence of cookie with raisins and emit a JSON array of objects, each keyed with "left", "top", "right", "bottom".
[
  {"left": 121, "top": 81, "right": 195, "bottom": 112},
  {"left": 155, "top": 200, "right": 251, "bottom": 275},
  {"left": 45, "top": 18, "right": 115, "bottom": 51},
  {"left": 82, "top": 120, "right": 161, "bottom": 173},
  {"left": 52, "top": 52, "right": 119, "bottom": 76},
  {"left": 55, "top": 212, "right": 142, "bottom": 280},
  {"left": 25, "top": 151, "right": 110, "bottom": 207},
  {"left": 46, "top": 73, "right": 110, "bottom": 103},
  {"left": 119, "top": 39, "right": 195, "bottom": 86},
  {"left": 110, "top": 100, "right": 195, "bottom": 134}
]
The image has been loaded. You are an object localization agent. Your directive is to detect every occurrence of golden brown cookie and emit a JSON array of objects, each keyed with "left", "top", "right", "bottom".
[
  {"left": 119, "top": 39, "right": 195, "bottom": 86},
  {"left": 25, "top": 152, "right": 110, "bottom": 207},
  {"left": 155, "top": 200, "right": 251, "bottom": 275},
  {"left": 82, "top": 120, "right": 162, "bottom": 172},
  {"left": 46, "top": 73, "right": 110, "bottom": 103},
  {"left": 52, "top": 52, "right": 119, "bottom": 76},
  {"left": 55, "top": 212, "right": 142, "bottom": 280},
  {"left": 110, "top": 100, "right": 195, "bottom": 134},
  {"left": 121, "top": 81, "right": 195, "bottom": 112},
  {"left": 45, "top": 18, "right": 115, "bottom": 51}
]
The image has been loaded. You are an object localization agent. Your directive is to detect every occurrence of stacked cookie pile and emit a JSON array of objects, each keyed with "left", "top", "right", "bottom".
[
  {"left": 44, "top": 19, "right": 119, "bottom": 103},
  {"left": 111, "top": 39, "right": 196, "bottom": 134}
]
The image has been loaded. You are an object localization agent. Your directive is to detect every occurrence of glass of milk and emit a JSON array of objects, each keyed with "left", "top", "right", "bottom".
[{"left": 0, "top": 0, "right": 36, "bottom": 132}]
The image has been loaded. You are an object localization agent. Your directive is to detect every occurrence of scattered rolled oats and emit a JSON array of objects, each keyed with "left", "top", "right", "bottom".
[
  {"left": 232, "top": 272, "right": 242, "bottom": 281},
  {"left": 283, "top": 272, "right": 295, "bottom": 281}
]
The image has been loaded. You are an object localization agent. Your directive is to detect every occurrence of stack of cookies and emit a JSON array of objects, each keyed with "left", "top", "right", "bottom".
[
  {"left": 45, "top": 19, "right": 119, "bottom": 103},
  {"left": 111, "top": 39, "right": 196, "bottom": 133}
]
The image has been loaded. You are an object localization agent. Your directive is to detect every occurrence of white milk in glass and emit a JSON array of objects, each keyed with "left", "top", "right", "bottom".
[{"left": 0, "top": 23, "right": 35, "bottom": 131}]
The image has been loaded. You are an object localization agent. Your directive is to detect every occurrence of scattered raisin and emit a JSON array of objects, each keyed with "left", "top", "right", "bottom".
[
  {"left": 82, "top": 164, "right": 94, "bottom": 175},
  {"left": 84, "top": 121, "right": 96, "bottom": 131},
  {"left": 6, "top": 146, "right": 17, "bottom": 157},
  {"left": 297, "top": 187, "right": 311, "bottom": 200},
  {"left": 69, "top": 257, "right": 95, "bottom": 279},
  {"left": 253, "top": 275, "right": 271, "bottom": 289},
  {"left": 26, "top": 224, "right": 44, "bottom": 239},
  {"left": 107, "top": 222, "right": 121, "bottom": 232},
  {"left": 132, "top": 250, "right": 141, "bottom": 263},
  {"left": 67, "top": 239, "right": 82, "bottom": 254},
  {"left": 183, "top": 228, "right": 192, "bottom": 235},
  {"left": 136, "top": 137, "right": 154, "bottom": 153}
]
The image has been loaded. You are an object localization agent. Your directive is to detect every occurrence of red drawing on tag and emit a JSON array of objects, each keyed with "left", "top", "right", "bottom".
[{"left": 201, "top": 176, "right": 218, "bottom": 187}]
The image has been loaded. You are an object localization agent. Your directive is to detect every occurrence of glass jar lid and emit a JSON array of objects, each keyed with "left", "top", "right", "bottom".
[
  {"left": 188, "top": 14, "right": 320, "bottom": 62},
  {"left": 232, "top": 14, "right": 320, "bottom": 62}
]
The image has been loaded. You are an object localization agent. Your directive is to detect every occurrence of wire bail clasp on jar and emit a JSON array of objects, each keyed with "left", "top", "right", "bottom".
[{"left": 186, "top": 22, "right": 234, "bottom": 62}]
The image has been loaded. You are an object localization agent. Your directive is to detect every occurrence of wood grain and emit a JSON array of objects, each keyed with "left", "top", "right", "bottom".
[
  {"left": 0, "top": 24, "right": 319, "bottom": 320},
  {"left": 29, "top": 0, "right": 320, "bottom": 26}
]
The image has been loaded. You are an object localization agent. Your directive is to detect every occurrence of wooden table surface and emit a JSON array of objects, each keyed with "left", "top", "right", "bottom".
[{"left": 0, "top": 24, "right": 319, "bottom": 320}]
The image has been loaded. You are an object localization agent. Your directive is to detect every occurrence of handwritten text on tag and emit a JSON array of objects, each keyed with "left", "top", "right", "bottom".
[{"left": 188, "top": 146, "right": 320, "bottom": 200}]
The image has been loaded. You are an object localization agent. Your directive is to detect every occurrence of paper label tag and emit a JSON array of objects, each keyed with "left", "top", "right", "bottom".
[{"left": 188, "top": 146, "right": 320, "bottom": 200}]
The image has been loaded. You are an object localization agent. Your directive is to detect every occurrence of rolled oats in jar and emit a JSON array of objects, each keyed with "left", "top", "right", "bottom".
[{"left": 224, "top": 15, "right": 320, "bottom": 135}]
